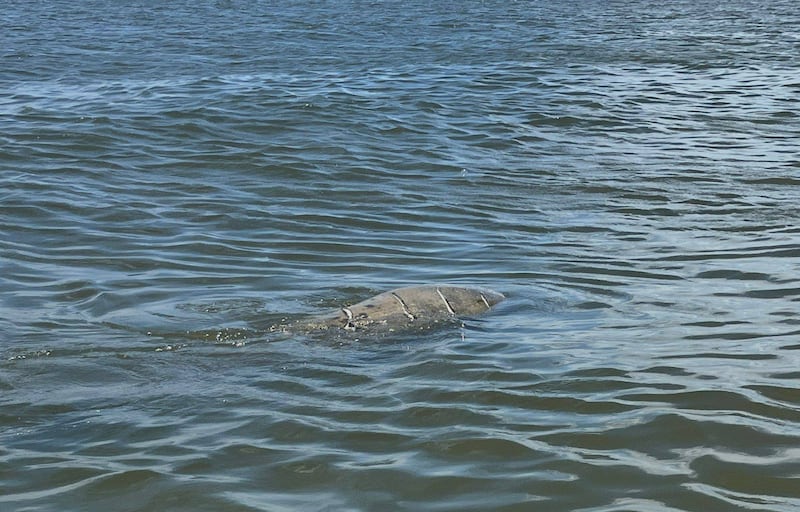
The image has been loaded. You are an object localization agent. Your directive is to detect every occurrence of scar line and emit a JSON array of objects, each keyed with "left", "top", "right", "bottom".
[
  {"left": 391, "top": 293, "right": 416, "bottom": 321},
  {"left": 436, "top": 288, "right": 456, "bottom": 316},
  {"left": 342, "top": 307, "right": 356, "bottom": 330}
]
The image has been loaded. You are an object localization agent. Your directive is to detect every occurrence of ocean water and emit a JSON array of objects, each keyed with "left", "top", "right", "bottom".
[{"left": 2, "top": 1, "right": 800, "bottom": 510}]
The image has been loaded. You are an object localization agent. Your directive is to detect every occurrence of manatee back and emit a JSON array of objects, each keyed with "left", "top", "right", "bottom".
[
  {"left": 296, "top": 285, "right": 504, "bottom": 335},
  {"left": 393, "top": 285, "right": 504, "bottom": 317}
]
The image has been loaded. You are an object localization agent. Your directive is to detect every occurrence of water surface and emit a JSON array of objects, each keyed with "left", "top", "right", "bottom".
[{"left": 2, "top": 1, "right": 800, "bottom": 510}]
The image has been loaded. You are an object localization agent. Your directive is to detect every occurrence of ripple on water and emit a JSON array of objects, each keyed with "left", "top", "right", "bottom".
[{"left": 3, "top": 0, "right": 800, "bottom": 510}]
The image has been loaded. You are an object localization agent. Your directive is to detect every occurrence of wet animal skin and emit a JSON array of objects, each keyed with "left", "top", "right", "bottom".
[{"left": 300, "top": 285, "right": 504, "bottom": 334}]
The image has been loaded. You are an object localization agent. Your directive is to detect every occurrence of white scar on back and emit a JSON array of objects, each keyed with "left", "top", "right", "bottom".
[
  {"left": 436, "top": 288, "right": 456, "bottom": 315},
  {"left": 391, "top": 293, "right": 415, "bottom": 321},
  {"left": 342, "top": 307, "right": 356, "bottom": 330}
]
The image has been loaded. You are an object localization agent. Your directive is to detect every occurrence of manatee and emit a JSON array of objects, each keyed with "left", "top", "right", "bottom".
[{"left": 294, "top": 285, "right": 505, "bottom": 335}]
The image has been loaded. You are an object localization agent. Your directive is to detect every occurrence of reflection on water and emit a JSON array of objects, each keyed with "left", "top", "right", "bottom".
[{"left": 2, "top": 0, "right": 800, "bottom": 510}]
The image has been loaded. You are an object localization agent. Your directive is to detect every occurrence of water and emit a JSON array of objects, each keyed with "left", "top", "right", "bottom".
[{"left": 2, "top": 1, "right": 800, "bottom": 510}]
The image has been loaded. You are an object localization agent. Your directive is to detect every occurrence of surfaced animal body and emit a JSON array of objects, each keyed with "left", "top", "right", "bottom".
[{"left": 295, "top": 285, "right": 504, "bottom": 335}]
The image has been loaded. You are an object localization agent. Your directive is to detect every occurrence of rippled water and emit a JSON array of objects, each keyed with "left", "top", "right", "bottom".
[{"left": 2, "top": 1, "right": 800, "bottom": 510}]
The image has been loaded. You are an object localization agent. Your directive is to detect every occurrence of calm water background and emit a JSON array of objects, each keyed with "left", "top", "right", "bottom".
[{"left": 2, "top": 1, "right": 800, "bottom": 510}]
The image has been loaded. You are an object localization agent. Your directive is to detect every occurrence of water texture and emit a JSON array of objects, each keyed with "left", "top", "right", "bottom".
[{"left": 2, "top": 1, "right": 800, "bottom": 510}]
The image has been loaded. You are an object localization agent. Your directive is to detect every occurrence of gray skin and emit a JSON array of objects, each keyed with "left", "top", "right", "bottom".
[{"left": 296, "top": 285, "right": 505, "bottom": 335}]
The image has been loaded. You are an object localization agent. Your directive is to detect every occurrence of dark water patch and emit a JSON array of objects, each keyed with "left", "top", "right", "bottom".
[
  {"left": 744, "top": 385, "right": 800, "bottom": 408},
  {"left": 691, "top": 454, "right": 800, "bottom": 500},
  {"left": 660, "top": 352, "right": 779, "bottom": 361},
  {"left": 621, "top": 390, "right": 800, "bottom": 425}
]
